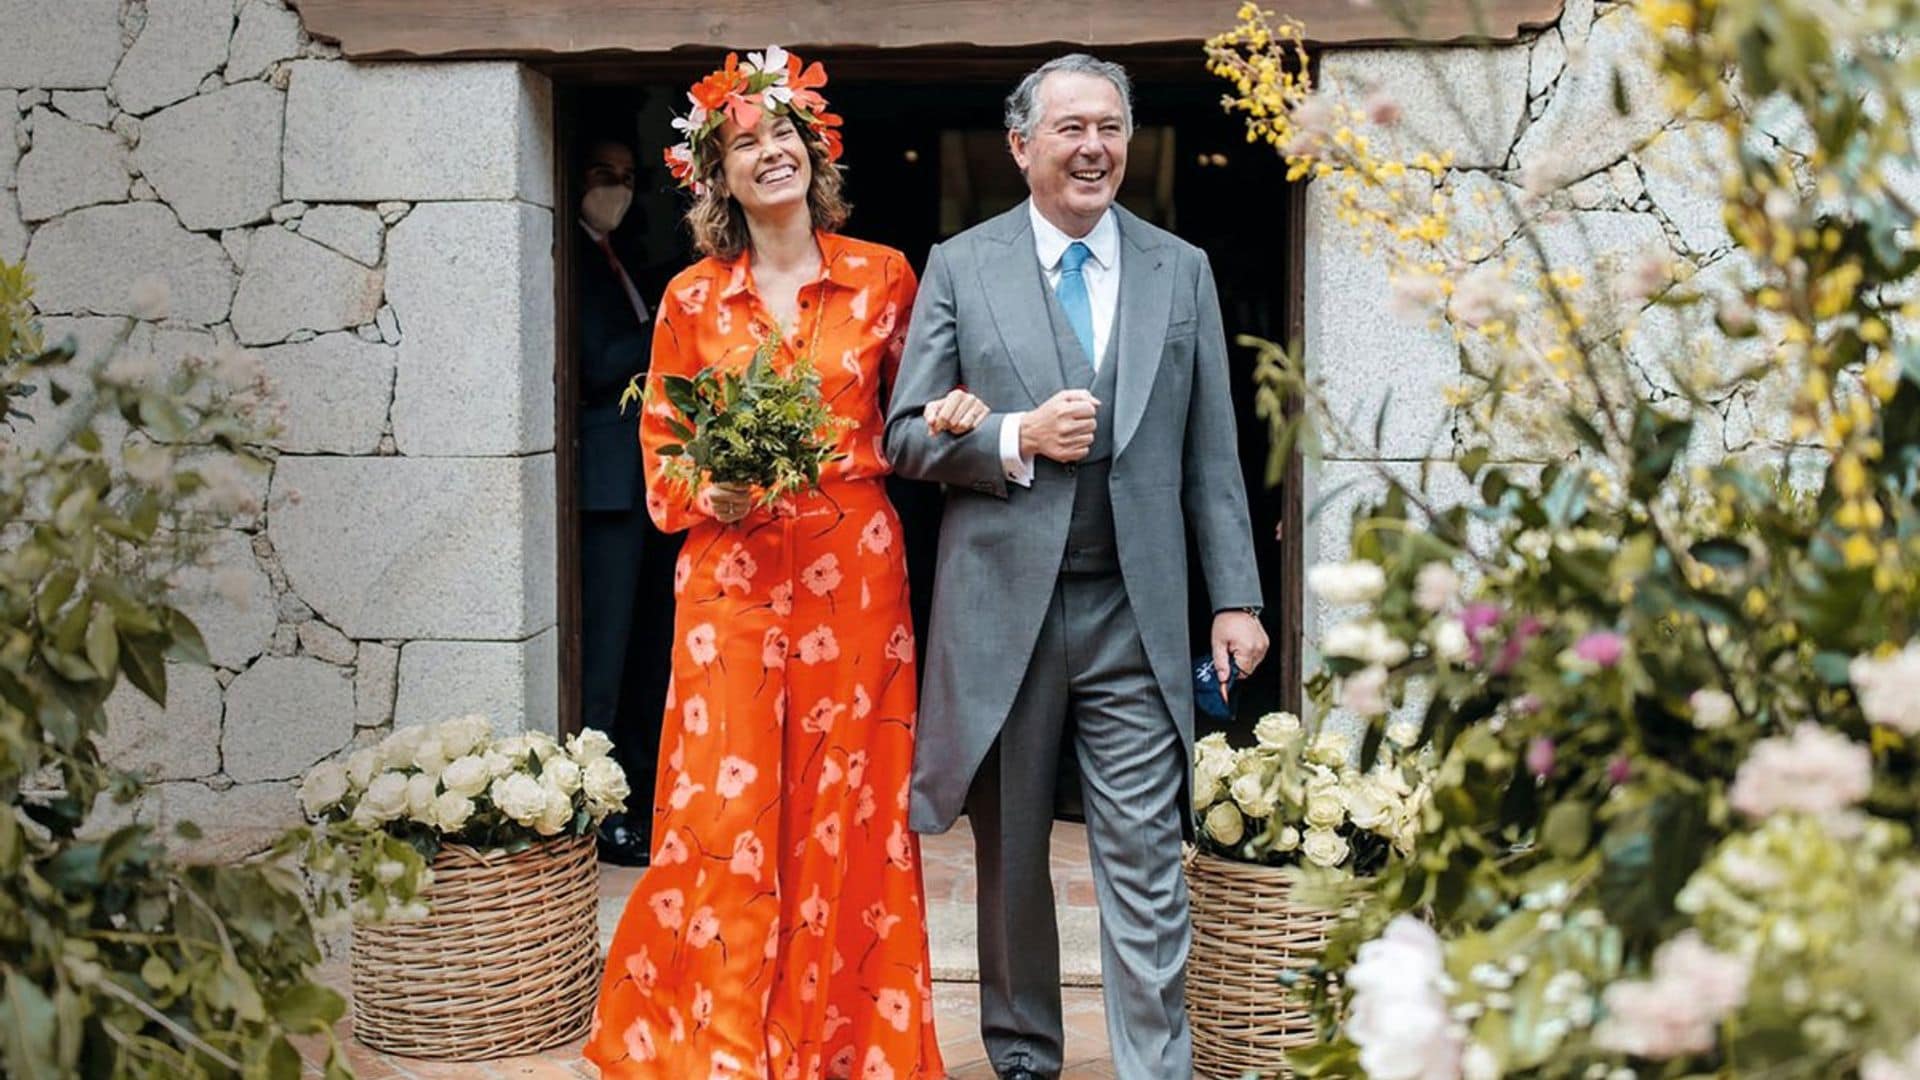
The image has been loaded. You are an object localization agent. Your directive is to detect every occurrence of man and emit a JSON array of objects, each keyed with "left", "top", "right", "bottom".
[
  {"left": 885, "top": 54, "right": 1268, "bottom": 1080},
  {"left": 574, "top": 132, "right": 677, "bottom": 866}
]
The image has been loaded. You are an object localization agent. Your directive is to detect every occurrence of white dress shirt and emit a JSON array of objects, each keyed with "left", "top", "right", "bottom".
[
  {"left": 999, "top": 203, "right": 1121, "bottom": 487},
  {"left": 580, "top": 219, "right": 651, "bottom": 325}
]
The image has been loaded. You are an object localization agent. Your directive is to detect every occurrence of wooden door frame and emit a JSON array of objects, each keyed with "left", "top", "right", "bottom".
[{"left": 550, "top": 50, "right": 1309, "bottom": 735}]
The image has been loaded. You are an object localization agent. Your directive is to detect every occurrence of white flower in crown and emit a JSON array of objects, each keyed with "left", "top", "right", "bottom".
[
  {"left": 746, "top": 45, "right": 791, "bottom": 80},
  {"left": 670, "top": 106, "right": 708, "bottom": 138}
]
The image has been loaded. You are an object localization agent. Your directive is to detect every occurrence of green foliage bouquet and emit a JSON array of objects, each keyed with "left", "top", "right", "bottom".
[
  {"left": 1193, "top": 712, "right": 1433, "bottom": 879},
  {"left": 630, "top": 333, "right": 844, "bottom": 510},
  {"left": 297, "top": 715, "right": 630, "bottom": 922},
  {"left": 1210, "top": 0, "right": 1920, "bottom": 1076}
]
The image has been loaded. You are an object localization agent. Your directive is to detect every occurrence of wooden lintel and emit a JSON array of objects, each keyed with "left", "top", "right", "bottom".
[{"left": 286, "top": 1, "right": 1565, "bottom": 61}]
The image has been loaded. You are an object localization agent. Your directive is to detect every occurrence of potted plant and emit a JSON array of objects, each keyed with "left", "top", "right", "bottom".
[
  {"left": 1186, "top": 709, "right": 1431, "bottom": 1079},
  {"left": 299, "top": 715, "right": 629, "bottom": 1060}
]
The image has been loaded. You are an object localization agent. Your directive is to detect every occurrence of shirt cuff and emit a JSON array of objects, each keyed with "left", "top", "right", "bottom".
[{"left": 998, "top": 411, "right": 1035, "bottom": 488}]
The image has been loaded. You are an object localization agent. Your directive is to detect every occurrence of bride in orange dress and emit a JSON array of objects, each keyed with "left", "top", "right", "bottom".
[{"left": 586, "top": 47, "right": 984, "bottom": 1080}]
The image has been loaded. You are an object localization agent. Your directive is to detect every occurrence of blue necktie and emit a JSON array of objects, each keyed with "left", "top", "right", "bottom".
[{"left": 1055, "top": 241, "right": 1096, "bottom": 365}]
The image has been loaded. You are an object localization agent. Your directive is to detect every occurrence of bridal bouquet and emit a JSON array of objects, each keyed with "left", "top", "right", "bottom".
[
  {"left": 298, "top": 715, "right": 630, "bottom": 919},
  {"left": 634, "top": 332, "right": 845, "bottom": 510},
  {"left": 1192, "top": 712, "right": 1432, "bottom": 879}
]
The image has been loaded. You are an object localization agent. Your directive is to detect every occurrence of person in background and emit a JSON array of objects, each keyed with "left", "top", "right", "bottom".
[{"left": 574, "top": 131, "right": 678, "bottom": 867}]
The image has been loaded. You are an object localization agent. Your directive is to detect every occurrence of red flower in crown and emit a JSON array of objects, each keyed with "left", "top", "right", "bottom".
[{"left": 666, "top": 45, "right": 843, "bottom": 192}]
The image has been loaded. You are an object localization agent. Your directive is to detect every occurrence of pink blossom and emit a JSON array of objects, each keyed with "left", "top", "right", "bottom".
[
  {"left": 1494, "top": 615, "right": 1544, "bottom": 675},
  {"left": 1728, "top": 723, "right": 1872, "bottom": 819},
  {"left": 1593, "top": 931, "right": 1749, "bottom": 1060},
  {"left": 1364, "top": 88, "right": 1402, "bottom": 127},
  {"left": 1573, "top": 630, "right": 1627, "bottom": 668},
  {"left": 1526, "top": 737, "right": 1556, "bottom": 778},
  {"left": 1607, "top": 756, "right": 1633, "bottom": 786}
]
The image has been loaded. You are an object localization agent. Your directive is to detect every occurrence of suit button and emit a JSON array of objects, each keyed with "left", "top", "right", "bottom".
[{"left": 1065, "top": 464, "right": 1077, "bottom": 476}]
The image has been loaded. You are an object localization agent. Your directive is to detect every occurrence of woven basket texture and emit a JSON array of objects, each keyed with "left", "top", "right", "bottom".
[
  {"left": 1187, "top": 849, "right": 1345, "bottom": 1080},
  {"left": 351, "top": 834, "right": 600, "bottom": 1060}
]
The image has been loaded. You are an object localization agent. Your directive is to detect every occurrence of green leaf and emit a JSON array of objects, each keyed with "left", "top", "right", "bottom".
[
  {"left": 1541, "top": 801, "right": 1592, "bottom": 859},
  {"left": 119, "top": 635, "right": 167, "bottom": 705},
  {"left": 1688, "top": 538, "right": 1750, "bottom": 571},
  {"left": 0, "top": 973, "right": 60, "bottom": 1080},
  {"left": 269, "top": 983, "right": 346, "bottom": 1033},
  {"left": 83, "top": 605, "right": 117, "bottom": 681},
  {"left": 162, "top": 608, "right": 209, "bottom": 667},
  {"left": 1597, "top": 793, "right": 1708, "bottom": 939},
  {"left": 34, "top": 569, "right": 77, "bottom": 627},
  {"left": 1810, "top": 650, "right": 1854, "bottom": 686}
]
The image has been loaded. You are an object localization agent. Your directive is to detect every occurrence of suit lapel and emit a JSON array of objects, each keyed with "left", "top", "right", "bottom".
[
  {"left": 978, "top": 201, "right": 1062, "bottom": 408},
  {"left": 1113, "top": 206, "right": 1173, "bottom": 455}
]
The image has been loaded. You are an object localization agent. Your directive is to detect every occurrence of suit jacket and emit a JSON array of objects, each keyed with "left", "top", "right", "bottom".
[
  {"left": 576, "top": 232, "right": 652, "bottom": 513},
  {"left": 884, "top": 201, "right": 1263, "bottom": 834}
]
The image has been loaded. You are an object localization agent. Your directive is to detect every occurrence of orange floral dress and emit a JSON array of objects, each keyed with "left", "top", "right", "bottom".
[{"left": 586, "top": 232, "right": 945, "bottom": 1080}]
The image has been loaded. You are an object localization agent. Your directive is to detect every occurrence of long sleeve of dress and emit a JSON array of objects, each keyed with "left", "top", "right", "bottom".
[{"left": 637, "top": 295, "right": 712, "bottom": 534}]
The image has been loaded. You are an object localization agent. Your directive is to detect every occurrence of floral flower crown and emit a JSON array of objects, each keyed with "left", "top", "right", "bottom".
[{"left": 665, "top": 45, "right": 844, "bottom": 194}]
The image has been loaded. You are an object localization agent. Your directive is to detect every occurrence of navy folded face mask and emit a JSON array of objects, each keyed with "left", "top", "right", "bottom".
[{"left": 1193, "top": 656, "right": 1242, "bottom": 720}]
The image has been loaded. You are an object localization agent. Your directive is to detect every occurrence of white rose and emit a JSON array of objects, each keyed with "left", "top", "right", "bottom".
[
  {"left": 524, "top": 732, "right": 564, "bottom": 761},
  {"left": 1301, "top": 827, "right": 1351, "bottom": 868},
  {"left": 298, "top": 761, "right": 350, "bottom": 817},
  {"left": 437, "top": 714, "right": 492, "bottom": 759},
  {"left": 1192, "top": 771, "right": 1223, "bottom": 811},
  {"left": 1430, "top": 618, "right": 1472, "bottom": 664},
  {"left": 380, "top": 725, "right": 426, "bottom": 771},
  {"left": 373, "top": 859, "right": 406, "bottom": 885},
  {"left": 1346, "top": 779, "right": 1396, "bottom": 831},
  {"left": 482, "top": 751, "right": 515, "bottom": 778},
  {"left": 1307, "top": 561, "right": 1388, "bottom": 606},
  {"left": 1307, "top": 729, "right": 1353, "bottom": 767},
  {"left": 344, "top": 747, "right": 380, "bottom": 791},
  {"left": 354, "top": 771, "right": 411, "bottom": 825},
  {"left": 392, "top": 901, "right": 431, "bottom": 922},
  {"left": 1229, "top": 773, "right": 1276, "bottom": 819},
  {"left": 570, "top": 728, "right": 616, "bottom": 762},
  {"left": 404, "top": 773, "right": 438, "bottom": 822},
  {"left": 533, "top": 787, "right": 575, "bottom": 836},
  {"left": 543, "top": 757, "right": 583, "bottom": 796},
  {"left": 1413, "top": 562, "right": 1460, "bottom": 613},
  {"left": 582, "top": 757, "right": 631, "bottom": 812},
  {"left": 1203, "top": 801, "right": 1246, "bottom": 846},
  {"left": 490, "top": 773, "right": 548, "bottom": 826},
  {"left": 1689, "top": 688, "right": 1736, "bottom": 731},
  {"left": 440, "top": 754, "right": 491, "bottom": 799},
  {"left": 1273, "top": 825, "right": 1301, "bottom": 852},
  {"left": 1253, "top": 712, "right": 1304, "bottom": 749},
  {"left": 1323, "top": 620, "right": 1409, "bottom": 667},
  {"left": 1385, "top": 718, "right": 1422, "bottom": 749},
  {"left": 431, "top": 791, "right": 475, "bottom": 833},
  {"left": 1306, "top": 790, "right": 1347, "bottom": 828},
  {"left": 411, "top": 736, "right": 450, "bottom": 776}
]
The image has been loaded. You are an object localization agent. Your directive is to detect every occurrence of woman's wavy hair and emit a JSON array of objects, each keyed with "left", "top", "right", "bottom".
[{"left": 685, "top": 123, "right": 849, "bottom": 261}]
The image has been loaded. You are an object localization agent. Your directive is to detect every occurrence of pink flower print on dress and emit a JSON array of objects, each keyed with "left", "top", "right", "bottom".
[
  {"left": 686, "top": 906, "right": 721, "bottom": 949},
  {"left": 769, "top": 580, "right": 794, "bottom": 616},
  {"left": 885, "top": 821, "right": 913, "bottom": 871},
  {"left": 862, "top": 903, "right": 901, "bottom": 940},
  {"left": 848, "top": 287, "right": 870, "bottom": 321},
  {"left": 797, "top": 625, "right": 841, "bottom": 664},
  {"left": 673, "top": 277, "right": 710, "bottom": 316},
  {"left": 624, "top": 948, "right": 658, "bottom": 991},
  {"left": 841, "top": 347, "right": 864, "bottom": 385},
  {"left": 827, "top": 1046, "right": 856, "bottom": 1077},
  {"left": 871, "top": 301, "right": 898, "bottom": 341},
  {"left": 823, "top": 1005, "right": 853, "bottom": 1041},
  {"left": 682, "top": 694, "right": 710, "bottom": 735},
  {"left": 674, "top": 552, "right": 693, "bottom": 594},
  {"left": 668, "top": 771, "right": 706, "bottom": 809},
  {"left": 852, "top": 684, "right": 872, "bottom": 719},
  {"left": 691, "top": 984, "right": 715, "bottom": 1027},
  {"left": 655, "top": 828, "right": 691, "bottom": 865},
  {"left": 862, "top": 1045, "right": 897, "bottom": 1080},
  {"left": 649, "top": 888, "right": 685, "bottom": 929},
  {"left": 686, "top": 623, "right": 719, "bottom": 665},
  {"left": 818, "top": 754, "right": 844, "bottom": 792},
  {"left": 875, "top": 988, "right": 912, "bottom": 1034},
  {"left": 801, "top": 553, "right": 843, "bottom": 596},
  {"left": 799, "top": 886, "right": 830, "bottom": 936},
  {"left": 883, "top": 624, "right": 914, "bottom": 663},
  {"left": 799, "top": 962, "right": 820, "bottom": 1003},
  {"left": 709, "top": 1049, "right": 745, "bottom": 1078},
  {"left": 846, "top": 750, "right": 868, "bottom": 789},
  {"left": 802, "top": 697, "right": 845, "bottom": 733},
  {"left": 854, "top": 784, "right": 877, "bottom": 826},
  {"left": 813, "top": 814, "right": 843, "bottom": 856},
  {"left": 729, "top": 831, "right": 765, "bottom": 880},
  {"left": 623, "top": 1018, "right": 658, "bottom": 1062},
  {"left": 858, "top": 511, "right": 893, "bottom": 555},
  {"left": 762, "top": 627, "right": 789, "bottom": 669},
  {"left": 716, "top": 755, "right": 759, "bottom": 798},
  {"left": 715, "top": 303, "right": 733, "bottom": 335},
  {"left": 713, "top": 543, "right": 758, "bottom": 594}
]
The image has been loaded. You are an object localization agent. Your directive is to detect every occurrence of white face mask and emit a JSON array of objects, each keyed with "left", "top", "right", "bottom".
[{"left": 581, "top": 183, "right": 633, "bottom": 234}]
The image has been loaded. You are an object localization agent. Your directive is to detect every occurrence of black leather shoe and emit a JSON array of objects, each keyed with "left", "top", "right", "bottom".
[
  {"left": 999, "top": 1069, "right": 1058, "bottom": 1080},
  {"left": 595, "top": 814, "right": 650, "bottom": 867}
]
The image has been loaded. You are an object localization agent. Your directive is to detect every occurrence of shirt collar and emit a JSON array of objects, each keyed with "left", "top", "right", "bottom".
[
  {"left": 717, "top": 231, "right": 856, "bottom": 301},
  {"left": 578, "top": 218, "right": 608, "bottom": 244},
  {"left": 1028, "top": 201, "right": 1118, "bottom": 272}
]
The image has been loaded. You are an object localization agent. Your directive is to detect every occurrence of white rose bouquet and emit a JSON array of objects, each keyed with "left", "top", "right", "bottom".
[
  {"left": 1193, "top": 711, "right": 1431, "bottom": 879},
  {"left": 298, "top": 715, "right": 630, "bottom": 920}
]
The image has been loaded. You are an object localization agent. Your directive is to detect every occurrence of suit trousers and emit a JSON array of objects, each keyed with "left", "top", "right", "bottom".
[
  {"left": 580, "top": 507, "right": 678, "bottom": 832},
  {"left": 966, "top": 571, "right": 1191, "bottom": 1079}
]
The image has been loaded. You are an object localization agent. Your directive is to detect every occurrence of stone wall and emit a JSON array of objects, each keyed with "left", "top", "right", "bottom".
[{"left": 3, "top": 0, "right": 557, "bottom": 854}]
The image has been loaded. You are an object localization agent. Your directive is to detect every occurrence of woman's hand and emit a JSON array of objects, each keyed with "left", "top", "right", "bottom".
[
  {"left": 924, "top": 388, "right": 991, "bottom": 436},
  {"left": 706, "top": 482, "right": 754, "bottom": 524}
]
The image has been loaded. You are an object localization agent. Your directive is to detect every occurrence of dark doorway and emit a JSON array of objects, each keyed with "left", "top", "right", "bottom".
[{"left": 551, "top": 55, "right": 1302, "bottom": 756}]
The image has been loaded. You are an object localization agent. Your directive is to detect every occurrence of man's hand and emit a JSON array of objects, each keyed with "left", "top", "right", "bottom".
[
  {"left": 1018, "top": 389, "right": 1100, "bottom": 463},
  {"left": 705, "top": 482, "right": 753, "bottom": 524},
  {"left": 1210, "top": 611, "right": 1270, "bottom": 700},
  {"left": 924, "top": 388, "right": 991, "bottom": 436}
]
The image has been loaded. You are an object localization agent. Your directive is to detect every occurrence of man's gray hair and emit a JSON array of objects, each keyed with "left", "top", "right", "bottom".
[{"left": 1004, "top": 53, "right": 1134, "bottom": 139}]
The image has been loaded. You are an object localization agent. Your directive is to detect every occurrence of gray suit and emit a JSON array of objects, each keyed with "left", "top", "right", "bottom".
[{"left": 885, "top": 201, "right": 1261, "bottom": 1078}]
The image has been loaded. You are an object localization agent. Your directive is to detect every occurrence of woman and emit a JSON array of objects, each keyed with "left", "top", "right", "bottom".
[{"left": 586, "top": 47, "right": 982, "bottom": 1080}]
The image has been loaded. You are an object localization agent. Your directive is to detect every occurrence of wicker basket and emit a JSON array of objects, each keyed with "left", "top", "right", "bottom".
[
  {"left": 1186, "top": 848, "right": 1347, "bottom": 1080},
  {"left": 350, "top": 834, "right": 601, "bottom": 1060}
]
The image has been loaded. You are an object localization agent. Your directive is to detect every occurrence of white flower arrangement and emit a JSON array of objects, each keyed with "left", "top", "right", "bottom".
[
  {"left": 1193, "top": 712, "right": 1432, "bottom": 877},
  {"left": 298, "top": 715, "right": 630, "bottom": 920}
]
